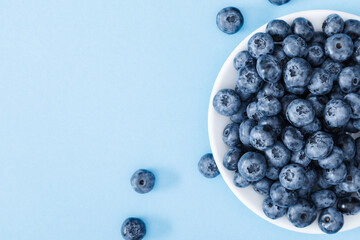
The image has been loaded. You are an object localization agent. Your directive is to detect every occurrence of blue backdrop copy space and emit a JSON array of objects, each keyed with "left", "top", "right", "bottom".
[{"left": 0, "top": 0, "right": 359, "bottom": 239}]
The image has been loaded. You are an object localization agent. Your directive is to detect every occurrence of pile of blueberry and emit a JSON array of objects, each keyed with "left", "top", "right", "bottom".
[{"left": 212, "top": 14, "right": 360, "bottom": 234}]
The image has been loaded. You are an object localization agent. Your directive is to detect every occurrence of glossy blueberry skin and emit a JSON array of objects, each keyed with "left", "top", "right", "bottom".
[
  {"left": 216, "top": 7, "right": 244, "bottom": 34},
  {"left": 306, "top": 94, "right": 328, "bottom": 117},
  {"left": 300, "top": 117, "right": 322, "bottom": 136},
  {"left": 222, "top": 123, "right": 240, "bottom": 147},
  {"left": 338, "top": 66, "right": 360, "bottom": 93},
  {"left": 291, "top": 18, "right": 314, "bottom": 42},
  {"left": 283, "top": 58, "right": 312, "bottom": 89},
  {"left": 322, "top": 14, "right": 344, "bottom": 36},
  {"left": 257, "top": 96, "right": 282, "bottom": 117},
  {"left": 130, "top": 169, "right": 155, "bottom": 194},
  {"left": 283, "top": 35, "right": 308, "bottom": 58},
  {"left": 307, "top": 43, "right": 326, "bottom": 67},
  {"left": 248, "top": 32, "right": 274, "bottom": 59},
  {"left": 308, "top": 68, "right": 334, "bottom": 95},
  {"left": 236, "top": 65, "right": 263, "bottom": 94},
  {"left": 332, "top": 184, "right": 352, "bottom": 198},
  {"left": 233, "top": 171, "right": 251, "bottom": 188},
  {"left": 223, "top": 148, "right": 242, "bottom": 171},
  {"left": 318, "top": 207, "right": 344, "bottom": 234},
  {"left": 353, "top": 39, "right": 360, "bottom": 63},
  {"left": 291, "top": 150, "right": 311, "bottom": 167},
  {"left": 311, "top": 31, "right": 327, "bottom": 44},
  {"left": 262, "top": 196, "right": 287, "bottom": 220},
  {"left": 246, "top": 101, "right": 264, "bottom": 121},
  {"left": 121, "top": 218, "right": 146, "bottom": 240},
  {"left": 338, "top": 165, "right": 360, "bottom": 192},
  {"left": 324, "top": 99, "right": 351, "bottom": 128},
  {"left": 322, "top": 59, "right": 343, "bottom": 78},
  {"left": 257, "top": 82, "right": 285, "bottom": 99},
  {"left": 198, "top": 153, "right": 219, "bottom": 178},
  {"left": 239, "top": 119, "right": 257, "bottom": 146},
  {"left": 336, "top": 134, "right": 356, "bottom": 162},
  {"left": 256, "top": 54, "right": 282, "bottom": 83},
  {"left": 344, "top": 19, "right": 360, "bottom": 41},
  {"left": 273, "top": 43, "right": 289, "bottom": 66},
  {"left": 287, "top": 199, "right": 317, "bottom": 228},
  {"left": 325, "top": 33, "right": 354, "bottom": 62},
  {"left": 249, "top": 125, "right": 276, "bottom": 151},
  {"left": 344, "top": 93, "right": 360, "bottom": 119},
  {"left": 233, "top": 50, "right": 255, "bottom": 70},
  {"left": 230, "top": 102, "right": 248, "bottom": 123},
  {"left": 252, "top": 178, "right": 273, "bottom": 195},
  {"left": 266, "top": 165, "right": 280, "bottom": 180},
  {"left": 266, "top": 19, "right": 291, "bottom": 42},
  {"left": 265, "top": 141, "right": 291, "bottom": 168},
  {"left": 281, "top": 94, "right": 297, "bottom": 116},
  {"left": 286, "top": 99, "right": 315, "bottom": 127},
  {"left": 305, "top": 131, "right": 334, "bottom": 160},
  {"left": 238, "top": 152, "right": 267, "bottom": 181},
  {"left": 268, "top": 0, "right": 290, "bottom": 5},
  {"left": 337, "top": 197, "right": 360, "bottom": 215},
  {"left": 270, "top": 181, "right": 298, "bottom": 207},
  {"left": 281, "top": 126, "right": 305, "bottom": 152},
  {"left": 213, "top": 89, "right": 241, "bottom": 116},
  {"left": 279, "top": 164, "right": 306, "bottom": 190},
  {"left": 323, "top": 163, "right": 347, "bottom": 185},
  {"left": 318, "top": 146, "right": 344, "bottom": 169},
  {"left": 258, "top": 116, "right": 284, "bottom": 137},
  {"left": 311, "top": 190, "right": 337, "bottom": 210}
]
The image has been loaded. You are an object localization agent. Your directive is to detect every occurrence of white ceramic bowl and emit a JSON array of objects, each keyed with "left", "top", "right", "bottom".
[{"left": 208, "top": 10, "right": 360, "bottom": 234}]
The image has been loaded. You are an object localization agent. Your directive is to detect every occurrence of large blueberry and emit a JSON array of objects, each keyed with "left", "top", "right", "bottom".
[
  {"left": 233, "top": 170, "right": 251, "bottom": 188},
  {"left": 291, "top": 18, "right": 314, "bottom": 42},
  {"left": 286, "top": 99, "right": 315, "bottom": 127},
  {"left": 311, "top": 190, "right": 337, "bottom": 210},
  {"left": 318, "top": 207, "right": 344, "bottom": 234},
  {"left": 344, "top": 93, "right": 360, "bottom": 119},
  {"left": 324, "top": 99, "right": 351, "bottom": 128},
  {"left": 222, "top": 123, "right": 240, "bottom": 147},
  {"left": 325, "top": 33, "right": 354, "bottom": 62},
  {"left": 318, "top": 146, "right": 344, "bottom": 169},
  {"left": 258, "top": 116, "right": 284, "bottom": 137},
  {"left": 337, "top": 197, "right": 360, "bottom": 215},
  {"left": 266, "top": 19, "right": 291, "bottom": 42},
  {"left": 216, "top": 7, "right": 244, "bottom": 34},
  {"left": 223, "top": 148, "right": 242, "bottom": 171},
  {"left": 239, "top": 119, "right": 257, "bottom": 146},
  {"left": 198, "top": 153, "right": 219, "bottom": 178},
  {"left": 257, "top": 82, "right": 285, "bottom": 99},
  {"left": 322, "top": 14, "right": 344, "bottom": 36},
  {"left": 238, "top": 152, "right": 267, "bottom": 181},
  {"left": 213, "top": 89, "right": 241, "bottom": 116},
  {"left": 307, "top": 43, "right": 326, "bottom": 67},
  {"left": 338, "top": 165, "right": 360, "bottom": 192},
  {"left": 262, "top": 196, "right": 288, "bottom": 220},
  {"left": 279, "top": 164, "right": 306, "bottom": 190},
  {"left": 281, "top": 126, "right": 305, "bottom": 152},
  {"left": 252, "top": 177, "right": 273, "bottom": 195},
  {"left": 236, "top": 65, "right": 263, "bottom": 94},
  {"left": 308, "top": 68, "right": 334, "bottom": 95},
  {"left": 336, "top": 134, "right": 355, "bottom": 162},
  {"left": 305, "top": 131, "right": 334, "bottom": 160},
  {"left": 233, "top": 50, "right": 255, "bottom": 70},
  {"left": 322, "top": 163, "right": 347, "bottom": 185},
  {"left": 130, "top": 169, "right": 155, "bottom": 194},
  {"left": 287, "top": 199, "right": 317, "bottom": 228},
  {"left": 230, "top": 101, "right": 249, "bottom": 123},
  {"left": 256, "top": 54, "right": 282, "bottom": 83},
  {"left": 291, "top": 150, "right": 311, "bottom": 167},
  {"left": 322, "top": 59, "right": 343, "bottom": 78},
  {"left": 268, "top": 0, "right": 290, "bottom": 5},
  {"left": 283, "top": 35, "right": 308, "bottom": 58},
  {"left": 300, "top": 117, "right": 322, "bottom": 136},
  {"left": 344, "top": 19, "right": 360, "bottom": 41},
  {"left": 306, "top": 94, "right": 328, "bottom": 117},
  {"left": 283, "top": 58, "right": 312, "bottom": 89},
  {"left": 246, "top": 101, "right": 264, "bottom": 121},
  {"left": 270, "top": 181, "right": 298, "bottom": 207},
  {"left": 248, "top": 32, "right": 274, "bottom": 59},
  {"left": 257, "top": 96, "right": 282, "bottom": 117},
  {"left": 249, "top": 125, "right": 276, "bottom": 151},
  {"left": 338, "top": 66, "right": 360, "bottom": 93},
  {"left": 121, "top": 217, "right": 146, "bottom": 240},
  {"left": 265, "top": 141, "right": 291, "bottom": 168}
]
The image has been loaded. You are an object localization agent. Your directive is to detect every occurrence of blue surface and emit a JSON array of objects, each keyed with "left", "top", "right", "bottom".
[{"left": 1, "top": 0, "right": 360, "bottom": 239}]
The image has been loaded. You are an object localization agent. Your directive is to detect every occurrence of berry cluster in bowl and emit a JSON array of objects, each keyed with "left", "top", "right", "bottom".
[{"left": 212, "top": 13, "right": 360, "bottom": 234}]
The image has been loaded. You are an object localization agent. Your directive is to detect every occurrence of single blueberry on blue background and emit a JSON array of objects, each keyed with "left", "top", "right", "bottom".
[
  {"left": 344, "top": 19, "right": 360, "bottom": 40},
  {"left": 337, "top": 197, "right": 360, "bottom": 215},
  {"left": 239, "top": 119, "right": 257, "bottom": 146},
  {"left": 233, "top": 171, "right": 251, "bottom": 188},
  {"left": 318, "top": 207, "right": 344, "bottom": 234},
  {"left": 222, "top": 123, "right": 240, "bottom": 147},
  {"left": 291, "top": 17, "right": 315, "bottom": 42},
  {"left": 324, "top": 99, "right": 351, "bottom": 128},
  {"left": 237, "top": 65, "right": 263, "bottom": 94},
  {"left": 121, "top": 217, "right": 146, "bottom": 240},
  {"left": 223, "top": 148, "right": 242, "bottom": 171},
  {"left": 281, "top": 126, "right": 304, "bottom": 152},
  {"left": 216, "top": 7, "right": 244, "bottom": 34},
  {"left": 266, "top": 19, "right": 291, "bottom": 42},
  {"left": 308, "top": 68, "right": 333, "bottom": 95},
  {"left": 307, "top": 43, "right": 326, "bottom": 67},
  {"left": 286, "top": 99, "right": 315, "bottom": 127},
  {"left": 287, "top": 199, "right": 317, "bottom": 228},
  {"left": 262, "top": 196, "right": 287, "bottom": 220},
  {"left": 325, "top": 33, "right": 354, "bottom": 62},
  {"left": 238, "top": 152, "right": 267, "bottom": 181},
  {"left": 257, "top": 96, "right": 282, "bottom": 117},
  {"left": 265, "top": 141, "right": 291, "bottom": 168},
  {"left": 248, "top": 32, "right": 274, "bottom": 59},
  {"left": 322, "top": 14, "right": 344, "bottom": 36},
  {"left": 233, "top": 50, "right": 255, "bottom": 70},
  {"left": 305, "top": 131, "right": 334, "bottom": 160},
  {"left": 279, "top": 164, "right": 306, "bottom": 190},
  {"left": 322, "top": 162, "right": 347, "bottom": 185},
  {"left": 318, "top": 146, "right": 344, "bottom": 169},
  {"left": 256, "top": 54, "right": 282, "bottom": 83},
  {"left": 338, "top": 66, "right": 360, "bottom": 93},
  {"left": 249, "top": 125, "right": 276, "bottom": 151},
  {"left": 283, "top": 35, "right": 308, "bottom": 58},
  {"left": 130, "top": 169, "right": 155, "bottom": 194},
  {"left": 252, "top": 178, "right": 273, "bottom": 195},
  {"left": 213, "top": 89, "right": 241, "bottom": 116},
  {"left": 311, "top": 190, "right": 337, "bottom": 210},
  {"left": 270, "top": 181, "right": 298, "bottom": 207},
  {"left": 198, "top": 153, "right": 219, "bottom": 178},
  {"left": 283, "top": 58, "right": 312, "bottom": 89}
]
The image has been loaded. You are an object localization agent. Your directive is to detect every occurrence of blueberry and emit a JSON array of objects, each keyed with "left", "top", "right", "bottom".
[
  {"left": 223, "top": 148, "right": 242, "bottom": 171},
  {"left": 291, "top": 18, "right": 314, "bottom": 42},
  {"left": 233, "top": 51, "right": 255, "bottom": 70},
  {"left": 246, "top": 101, "right": 264, "bottom": 121},
  {"left": 282, "top": 35, "right": 308, "bottom": 58},
  {"left": 222, "top": 123, "right": 240, "bottom": 147},
  {"left": 332, "top": 184, "right": 352, "bottom": 198},
  {"left": 322, "top": 14, "right": 344, "bottom": 36},
  {"left": 286, "top": 99, "right": 315, "bottom": 127},
  {"left": 235, "top": 85, "right": 254, "bottom": 101},
  {"left": 213, "top": 89, "right": 241, "bottom": 116},
  {"left": 266, "top": 19, "right": 291, "bottom": 42},
  {"left": 198, "top": 153, "right": 219, "bottom": 178},
  {"left": 346, "top": 119, "right": 360, "bottom": 133},
  {"left": 306, "top": 94, "right": 328, "bottom": 117},
  {"left": 344, "top": 93, "right": 360, "bottom": 119},
  {"left": 300, "top": 117, "right": 322, "bottom": 135},
  {"left": 230, "top": 102, "right": 249, "bottom": 123},
  {"left": 249, "top": 125, "right": 276, "bottom": 151},
  {"left": 268, "top": 0, "right": 290, "bottom": 5},
  {"left": 239, "top": 119, "right": 257, "bottom": 146},
  {"left": 283, "top": 58, "right": 312, "bottom": 89},
  {"left": 307, "top": 43, "right": 326, "bottom": 67},
  {"left": 265, "top": 141, "right": 291, "bottom": 168},
  {"left": 279, "top": 164, "right": 306, "bottom": 190},
  {"left": 236, "top": 65, "right": 263, "bottom": 94},
  {"left": 286, "top": 86, "right": 307, "bottom": 95},
  {"left": 318, "top": 146, "right": 344, "bottom": 169},
  {"left": 344, "top": 19, "right": 360, "bottom": 41},
  {"left": 281, "top": 126, "right": 305, "bottom": 152},
  {"left": 121, "top": 217, "right": 146, "bottom": 240},
  {"left": 325, "top": 33, "right": 354, "bottom": 62},
  {"left": 233, "top": 170, "right": 251, "bottom": 188},
  {"left": 324, "top": 99, "right": 351, "bottom": 128},
  {"left": 336, "top": 134, "right": 356, "bottom": 162},
  {"left": 355, "top": 138, "right": 360, "bottom": 165},
  {"left": 297, "top": 166, "right": 318, "bottom": 198},
  {"left": 311, "top": 190, "right": 337, "bottom": 210},
  {"left": 262, "top": 196, "right": 288, "bottom": 220},
  {"left": 291, "top": 150, "right": 311, "bottom": 167},
  {"left": 337, "top": 197, "right": 360, "bottom": 215},
  {"left": 252, "top": 177, "right": 273, "bottom": 195},
  {"left": 308, "top": 68, "right": 334, "bottom": 95},
  {"left": 257, "top": 96, "right": 282, "bottom": 117},
  {"left": 311, "top": 31, "right": 327, "bottom": 44},
  {"left": 258, "top": 116, "right": 284, "bottom": 137},
  {"left": 318, "top": 175, "right": 332, "bottom": 189},
  {"left": 256, "top": 54, "right": 282, "bottom": 83},
  {"left": 338, "top": 165, "right": 360, "bottom": 192},
  {"left": 130, "top": 169, "right": 155, "bottom": 194},
  {"left": 266, "top": 164, "right": 280, "bottom": 180},
  {"left": 322, "top": 59, "right": 343, "bottom": 79},
  {"left": 216, "top": 7, "right": 244, "bottom": 34},
  {"left": 318, "top": 207, "right": 344, "bottom": 234},
  {"left": 257, "top": 82, "right": 285, "bottom": 99},
  {"left": 338, "top": 66, "right": 360, "bottom": 93},
  {"left": 322, "top": 162, "right": 347, "bottom": 185},
  {"left": 238, "top": 152, "right": 267, "bottom": 181},
  {"left": 287, "top": 199, "right": 317, "bottom": 228},
  {"left": 281, "top": 94, "right": 297, "bottom": 116},
  {"left": 353, "top": 39, "right": 360, "bottom": 63},
  {"left": 248, "top": 32, "right": 274, "bottom": 59},
  {"left": 270, "top": 181, "right": 298, "bottom": 207},
  {"left": 305, "top": 131, "right": 334, "bottom": 160}
]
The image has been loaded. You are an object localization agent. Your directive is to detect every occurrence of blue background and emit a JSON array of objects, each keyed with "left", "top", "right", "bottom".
[{"left": 0, "top": 0, "right": 360, "bottom": 239}]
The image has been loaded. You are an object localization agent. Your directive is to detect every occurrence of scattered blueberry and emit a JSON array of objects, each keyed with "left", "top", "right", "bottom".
[
  {"left": 222, "top": 123, "right": 240, "bottom": 147},
  {"left": 198, "top": 153, "right": 219, "bottom": 178},
  {"left": 216, "top": 7, "right": 244, "bottom": 34},
  {"left": 270, "top": 181, "right": 298, "bottom": 207},
  {"left": 325, "top": 33, "right": 354, "bottom": 62},
  {"left": 287, "top": 199, "right": 317, "bottom": 228},
  {"left": 238, "top": 152, "right": 267, "bottom": 181},
  {"left": 248, "top": 32, "right": 274, "bottom": 59},
  {"left": 337, "top": 197, "right": 360, "bottom": 215},
  {"left": 249, "top": 125, "right": 276, "bottom": 151},
  {"left": 233, "top": 51, "right": 255, "bottom": 70},
  {"left": 322, "top": 14, "right": 344, "bottom": 37},
  {"left": 263, "top": 196, "right": 287, "bottom": 220},
  {"left": 283, "top": 35, "right": 308, "bottom": 58},
  {"left": 291, "top": 18, "right": 315, "bottom": 42},
  {"left": 281, "top": 126, "right": 305, "bottom": 152},
  {"left": 311, "top": 190, "right": 337, "bottom": 210},
  {"left": 121, "top": 217, "right": 146, "bottom": 240},
  {"left": 318, "top": 207, "right": 344, "bottom": 234},
  {"left": 223, "top": 148, "right": 242, "bottom": 171},
  {"left": 256, "top": 54, "right": 282, "bottom": 83},
  {"left": 131, "top": 169, "right": 155, "bottom": 194},
  {"left": 213, "top": 89, "right": 241, "bottom": 116},
  {"left": 305, "top": 131, "right": 334, "bottom": 160}
]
